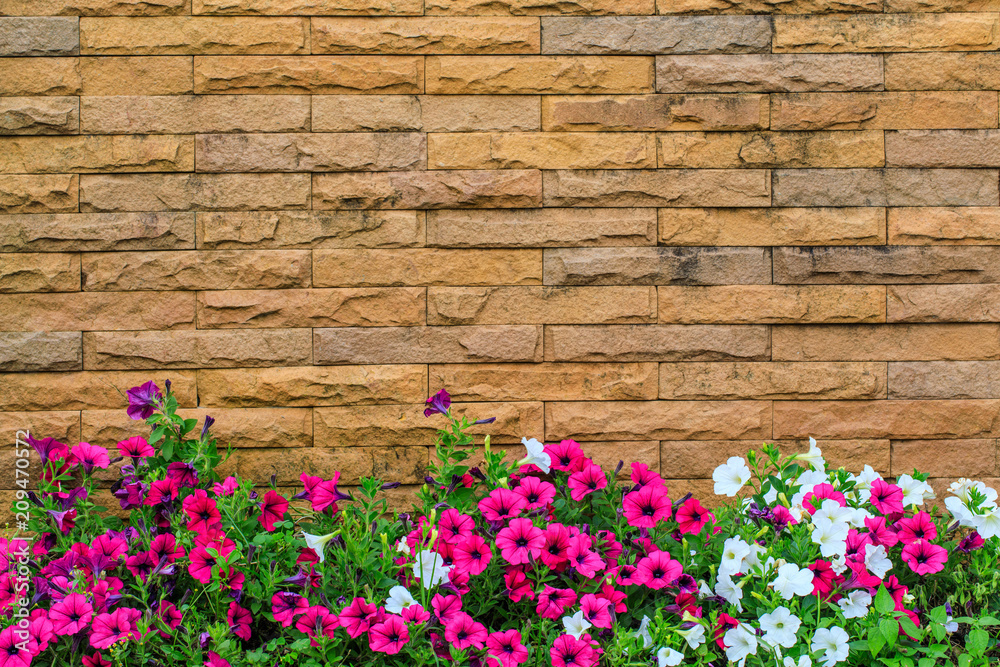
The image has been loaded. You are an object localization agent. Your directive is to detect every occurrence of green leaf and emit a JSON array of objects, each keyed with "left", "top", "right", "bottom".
[
  {"left": 966, "top": 628, "right": 988, "bottom": 658},
  {"left": 958, "top": 654, "right": 972, "bottom": 667},
  {"left": 182, "top": 417, "right": 199, "bottom": 435},
  {"left": 869, "top": 629, "right": 887, "bottom": 656},
  {"left": 897, "top": 613, "right": 922, "bottom": 641},
  {"left": 881, "top": 618, "right": 900, "bottom": 648},
  {"left": 161, "top": 440, "right": 174, "bottom": 461},
  {"left": 874, "top": 585, "right": 896, "bottom": 615}
]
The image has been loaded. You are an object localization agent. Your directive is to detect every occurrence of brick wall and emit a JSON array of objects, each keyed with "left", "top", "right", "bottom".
[{"left": 2, "top": 0, "right": 999, "bottom": 502}]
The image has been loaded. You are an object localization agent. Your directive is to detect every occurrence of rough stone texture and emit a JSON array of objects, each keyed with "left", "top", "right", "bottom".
[
  {"left": 428, "top": 132, "right": 657, "bottom": 170},
  {"left": 886, "top": 130, "right": 1000, "bottom": 168},
  {"left": 659, "top": 361, "right": 887, "bottom": 399},
  {"left": 83, "top": 330, "right": 312, "bottom": 369},
  {"left": 431, "top": 362, "right": 658, "bottom": 400},
  {"left": 889, "top": 361, "right": 1000, "bottom": 400},
  {"left": 427, "top": 209, "right": 657, "bottom": 247},
  {"left": 771, "top": 92, "right": 998, "bottom": 130},
  {"left": 0, "top": 17, "right": 79, "bottom": 56},
  {"left": 658, "top": 130, "right": 884, "bottom": 168},
  {"left": 425, "top": 0, "right": 653, "bottom": 13},
  {"left": 0, "top": 98, "right": 79, "bottom": 135},
  {"left": 196, "top": 211, "right": 423, "bottom": 249},
  {"left": 885, "top": 53, "right": 1000, "bottom": 90},
  {"left": 0, "top": 253, "right": 80, "bottom": 292},
  {"left": 196, "top": 133, "right": 425, "bottom": 172},
  {"left": 888, "top": 207, "right": 1000, "bottom": 245},
  {"left": 656, "top": 54, "right": 884, "bottom": 93},
  {"left": 0, "top": 371, "right": 196, "bottom": 411},
  {"left": 425, "top": 56, "right": 654, "bottom": 94},
  {"left": 773, "top": 14, "right": 1000, "bottom": 53},
  {"left": 80, "top": 17, "right": 309, "bottom": 54},
  {"left": 542, "top": 94, "right": 769, "bottom": 131},
  {"left": 427, "top": 286, "right": 657, "bottom": 324},
  {"left": 80, "top": 96, "right": 311, "bottom": 134},
  {"left": 658, "top": 207, "right": 885, "bottom": 245},
  {"left": 194, "top": 55, "right": 423, "bottom": 94},
  {"left": 544, "top": 324, "right": 770, "bottom": 361},
  {"left": 887, "top": 285, "right": 1000, "bottom": 322},
  {"left": 541, "top": 16, "right": 772, "bottom": 54},
  {"left": 314, "top": 326, "right": 543, "bottom": 364},
  {"left": 0, "top": 213, "right": 194, "bottom": 252},
  {"left": 313, "top": 249, "right": 541, "bottom": 286},
  {"left": 775, "top": 246, "right": 1000, "bottom": 284},
  {"left": 772, "top": 169, "right": 1000, "bottom": 206},
  {"left": 657, "top": 285, "right": 885, "bottom": 323},
  {"left": 312, "top": 95, "right": 540, "bottom": 132},
  {"left": 0, "top": 135, "right": 193, "bottom": 174},
  {"left": 0, "top": 58, "right": 81, "bottom": 96},
  {"left": 773, "top": 399, "right": 1000, "bottom": 439},
  {"left": 313, "top": 170, "right": 542, "bottom": 209},
  {"left": 772, "top": 323, "right": 1000, "bottom": 361},
  {"left": 80, "top": 56, "right": 194, "bottom": 95},
  {"left": 0, "top": 412, "right": 80, "bottom": 457},
  {"left": 235, "top": 446, "right": 429, "bottom": 485},
  {"left": 545, "top": 400, "right": 771, "bottom": 440},
  {"left": 891, "top": 439, "right": 999, "bottom": 478},
  {"left": 313, "top": 17, "right": 539, "bottom": 54},
  {"left": 543, "top": 247, "right": 771, "bottom": 285},
  {"left": 0, "top": 0, "right": 186, "bottom": 14},
  {"left": 0, "top": 175, "right": 78, "bottom": 214},
  {"left": 0, "top": 332, "right": 81, "bottom": 372},
  {"left": 542, "top": 169, "right": 771, "bottom": 207},
  {"left": 0, "top": 292, "right": 195, "bottom": 331},
  {"left": 80, "top": 173, "right": 311, "bottom": 212},
  {"left": 656, "top": 0, "right": 880, "bottom": 12},
  {"left": 193, "top": 0, "right": 423, "bottom": 13}
]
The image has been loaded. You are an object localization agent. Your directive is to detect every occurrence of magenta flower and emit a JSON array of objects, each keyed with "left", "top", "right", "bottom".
[
  {"left": 295, "top": 605, "right": 338, "bottom": 643},
  {"left": 82, "top": 653, "right": 110, "bottom": 667},
  {"left": 901, "top": 539, "right": 948, "bottom": 576},
  {"left": 89, "top": 608, "right": 141, "bottom": 649},
  {"left": 568, "top": 463, "right": 607, "bottom": 502},
  {"left": 895, "top": 511, "right": 938, "bottom": 545},
  {"left": 166, "top": 462, "right": 198, "bottom": 488},
  {"left": 676, "top": 498, "right": 711, "bottom": 535},
  {"left": 258, "top": 490, "right": 288, "bottom": 532},
  {"left": 299, "top": 472, "right": 350, "bottom": 513},
  {"left": 117, "top": 436, "right": 154, "bottom": 461},
  {"left": 150, "top": 534, "right": 185, "bottom": 565},
  {"left": 635, "top": 551, "right": 682, "bottom": 590},
  {"left": 540, "top": 524, "right": 571, "bottom": 569},
  {"left": 272, "top": 592, "right": 308, "bottom": 628},
  {"left": 49, "top": 593, "right": 93, "bottom": 636},
  {"left": 536, "top": 586, "right": 577, "bottom": 620},
  {"left": 803, "top": 483, "right": 846, "bottom": 514},
  {"left": 479, "top": 488, "right": 527, "bottom": 523},
  {"left": 444, "top": 612, "right": 487, "bottom": 651},
  {"left": 144, "top": 479, "right": 179, "bottom": 507},
  {"left": 113, "top": 481, "right": 147, "bottom": 510},
  {"left": 958, "top": 532, "right": 985, "bottom": 553},
  {"left": 424, "top": 389, "right": 452, "bottom": 417},
  {"left": 504, "top": 566, "right": 535, "bottom": 603},
  {"left": 544, "top": 440, "right": 585, "bottom": 472},
  {"left": 622, "top": 484, "right": 672, "bottom": 528},
  {"left": 580, "top": 593, "right": 613, "bottom": 629},
  {"left": 453, "top": 534, "right": 492, "bottom": 575},
  {"left": 402, "top": 604, "right": 430, "bottom": 624},
  {"left": 550, "top": 634, "right": 597, "bottom": 667},
  {"left": 567, "top": 534, "right": 604, "bottom": 579},
  {"left": 497, "top": 518, "right": 545, "bottom": 565},
  {"left": 438, "top": 508, "right": 475, "bottom": 544},
  {"left": 213, "top": 476, "right": 239, "bottom": 496},
  {"left": 630, "top": 462, "right": 664, "bottom": 489},
  {"left": 431, "top": 594, "right": 463, "bottom": 623},
  {"left": 155, "top": 601, "right": 182, "bottom": 638},
  {"left": 864, "top": 515, "right": 899, "bottom": 548},
  {"left": 487, "top": 629, "right": 529, "bottom": 667},
  {"left": 26, "top": 434, "right": 69, "bottom": 467},
  {"left": 126, "top": 381, "right": 162, "bottom": 420},
  {"left": 338, "top": 597, "right": 377, "bottom": 638},
  {"left": 514, "top": 476, "right": 556, "bottom": 510},
  {"left": 870, "top": 479, "right": 905, "bottom": 515},
  {"left": 228, "top": 602, "right": 252, "bottom": 641},
  {"left": 68, "top": 442, "right": 110, "bottom": 475},
  {"left": 204, "top": 653, "right": 231, "bottom": 667},
  {"left": 0, "top": 626, "right": 32, "bottom": 667},
  {"left": 369, "top": 615, "right": 409, "bottom": 655},
  {"left": 125, "top": 551, "right": 156, "bottom": 582},
  {"left": 183, "top": 490, "right": 221, "bottom": 535}
]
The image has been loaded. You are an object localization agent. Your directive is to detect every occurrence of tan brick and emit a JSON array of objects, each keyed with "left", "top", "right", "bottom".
[
  {"left": 544, "top": 247, "right": 770, "bottom": 285},
  {"left": 545, "top": 324, "right": 770, "bottom": 362},
  {"left": 197, "top": 287, "right": 425, "bottom": 328},
  {"left": 312, "top": 94, "right": 424, "bottom": 132},
  {"left": 660, "top": 361, "right": 887, "bottom": 400},
  {"left": 80, "top": 95, "right": 311, "bottom": 134},
  {"left": 0, "top": 371, "right": 195, "bottom": 411},
  {"left": 543, "top": 169, "right": 771, "bottom": 207},
  {"left": 427, "top": 208, "right": 656, "bottom": 247},
  {"left": 236, "top": 446, "right": 428, "bottom": 485},
  {"left": 546, "top": 400, "right": 770, "bottom": 441},
  {"left": 885, "top": 53, "right": 1000, "bottom": 91},
  {"left": 772, "top": 323, "right": 1000, "bottom": 361},
  {"left": 83, "top": 329, "right": 311, "bottom": 369},
  {"left": 0, "top": 175, "right": 78, "bottom": 214},
  {"left": 0, "top": 253, "right": 79, "bottom": 293},
  {"left": 0, "top": 0, "right": 186, "bottom": 14},
  {"left": 776, "top": 246, "right": 1000, "bottom": 284},
  {"left": 886, "top": 0, "right": 999, "bottom": 10},
  {"left": 0, "top": 97, "right": 78, "bottom": 135},
  {"left": 887, "top": 130, "right": 1000, "bottom": 168},
  {"left": 82, "top": 249, "right": 310, "bottom": 291},
  {"left": 889, "top": 207, "right": 1000, "bottom": 245},
  {"left": 425, "top": 56, "right": 654, "bottom": 94},
  {"left": 542, "top": 16, "right": 770, "bottom": 54},
  {"left": 80, "top": 173, "right": 310, "bottom": 212},
  {"left": 774, "top": 399, "right": 1000, "bottom": 439},
  {"left": 656, "top": 54, "right": 883, "bottom": 93},
  {"left": 888, "top": 285, "right": 1000, "bottom": 323},
  {"left": 83, "top": 407, "right": 310, "bottom": 449},
  {"left": 0, "top": 17, "right": 79, "bottom": 56},
  {"left": 313, "top": 17, "right": 539, "bottom": 54},
  {"left": 431, "top": 362, "right": 658, "bottom": 401},
  {"left": 427, "top": 286, "right": 657, "bottom": 324},
  {"left": 0, "top": 291, "right": 194, "bottom": 331},
  {"left": 771, "top": 92, "right": 998, "bottom": 131},
  {"left": 0, "top": 412, "right": 79, "bottom": 453},
  {"left": 657, "top": 0, "right": 881, "bottom": 12},
  {"left": 657, "top": 285, "right": 886, "bottom": 324},
  {"left": 428, "top": 132, "right": 655, "bottom": 170},
  {"left": 0, "top": 135, "right": 193, "bottom": 174},
  {"left": 313, "top": 170, "right": 542, "bottom": 209},
  {"left": 314, "top": 402, "right": 542, "bottom": 446},
  {"left": 774, "top": 14, "right": 1000, "bottom": 53},
  {"left": 659, "top": 207, "right": 885, "bottom": 246},
  {"left": 660, "top": 130, "right": 883, "bottom": 168},
  {"left": 197, "top": 211, "right": 423, "bottom": 249},
  {"left": 426, "top": 0, "right": 652, "bottom": 14},
  {"left": 198, "top": 365, "right": 427, "bottom": 407},
  {"left": 892, "top": 439, "right": 998, "bottom": 477},
  {"left": 194, "top": 55, "right": 422, "bottom": 94},
  {"left": 0, "top": 212, "right": 193, "bottom": 252},
  {"left": 314, "top": 249, "right": 541, "bottom": 286},
  {"left": 0, "top": 333, "right": 81, "bottom": 372},
  {"left": 467, "top": 440, "right": 656, "bottom": 478},
  {"left": 314, "top": 325, "right": 543, "bottom": 364},
  {"left": 542, "top": 94, "right": 768, "bottom": 132},
  {"left": 312, "top": 95, "right": 542, "bottom": 132},
  {"left": 196, "top": 133, "right": 425, "bottom": 172},
  {"left": 889, "top": 361, "right": 1000, "bottom": 400},
  {"left": 0, "top": 58, "right": 81, "bottom": 96},
  {"left": 193, "top": 0, "right": 423, "bottom": 14},
  {"left": 81, "top": 17, "right": 307, "bottom": 55},
  {"left": 773, "top": 169, "right": 999, "bottom": 207},
  {"left": 80, "top": 56, "right": 193, "bottom": 95}
]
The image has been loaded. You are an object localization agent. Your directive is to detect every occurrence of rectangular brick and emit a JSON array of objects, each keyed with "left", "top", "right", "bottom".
[
  {"left": 194, "top": 55, "right": 423, "bottom": 94},
  {"left": 315, "top": 402, "right": 542, "bottom": 446},
  {"left": 0, "top": 413, "right": 79, "bottom": 455},
  {"left": 886, "top": 53, "right": 1000, "bottom": 91},
  {"left": 543, "top": 247, "right": 770, "bottom": 285},
  {"left": 0, "top": 0, "right": 186, "bottom": 14},
  {"left": 425, "top": 56, "right": 654, "bottom": 94},
  {"left": 313, "top": 170, "right": 542, "bottom": 209},
  {"left": 0, "top": 212, "right": 193, "bottom": 252},
  {"left": 80, "top": 56, "right": 193, "bottom": 95},
  {"left": 659, "top": 207, "right": 885, "bottom": 245},
  {"left": 546, "top": 400, "right": 771, "bottom": 440},
  {"left": 887, "top": 130, "right": 1000, "bottom": 168},
  {"left": 542, "top": 169, "right": 771, "bottom": 207},
  {"left": 431, "top": 362, "right": 658, "bottom": 400},
  {"left": 891, "top": 439, "right": 998, "bottom": 478},
  {"left": 545, "top": 324, "right": 770, "bottom": 361},
  {"left": 83, "top": 329, "right": 312, "bottom": 369},
  {"left": 0, "top": 58, "right": 80, "bottom": 96},
  {"left": 774, "top": 14, "right": 1000, "bottom": 53},
  {"left": 0, "top": 253, "right": 80, "bottom": 293},
  {"left": 662, "top": 439, "right": 889, "bottom": 479},
  {"left": 541, "top": 16, "right": 770, "bottom": 54},
  {"left": 197, "top": 287, "right": 425, "bottom": 328},
  {"left": 313, "top": 17, "right": 539, "bottom": 54},
  {"left": 774, "top": 399, "right": 1000, "bottom": 439},
  {"left": 0, "top": 370, "right": 195, "bottom": 411},
  {"left": 658, "top": 130, "right": 883, "bottom": 168},
  {"left": 193, "top": 0, "right": 422, "bottom": 13},
  {"left": 0, "top": 332, "right": 81, "bottom": 372},
  {"left": 427, "top": 208, "right": 657, "bottom": 247},
  {"left": 427, "top": 286, "right": 657, "bottom": 324},
  {"left": 0, "top": 135, "right": 193, "bottom": 174},
  {"left": 314, "top": 325, "right": 543, "bottom": 364},
  {"left": 542, "top": 94, "right": 768, "bottom": 131},
  {"left": 313, "top": 249, "right": 541, "bottom": 286},
  {"left": 79, "top": 173, "right": 311, "bottom": 212},
  {"left": 196, "top": 210, "right": 423, "bottom": 249},
  {"left": 311, "top": 95, "right": 541, "bottom": 132},
  {"left": 81, "top": 17, "right": 307, "bottom": 55},
  {"left": 888, "top": 284, "right": 1000, "bottom": 322},
  {"left": 656, "top": 54, "right": 884, "bottom": 93},
  {"left": 198, "top": 365, "right": 427, "bottom": 407},
  {"left": 888, "top": 207, "right": 1000, "bottom": 244},
  {"left": 80, "top": 95, "right": 310, "bottom": 134},
  {"left": 772, "top": 323, "right": 1000, "bottom": 361},
  {"left": 889, "top": 361, "right": 1000, "bottom": 399},
  {"left": 0, "top": 291, "right": 194, "bottom": 331},
  {"left": 771, "top": 92, "right": 999, "bottom": 130},
  {"left": 0, "top": 175, "right": 78, "bottom": 214},
  {"left": 425, "top": 0, "right": 653, "bottom": 14},
  {"left": 196, "top": 133, "right": 425, "bottom": 172},
  {"left": 656, "top": 0, "right": 881, "bottom": 12},
  {"left": 82, "top": 249, "right": 311, "bottom": 291},
  {"left": 657, "top": 285, "right": 886, "bottom": 324},
  {"left": 428, "top": 132, "right": 657, "bottom": 170},
  {"left": 887, "top": 0, "right": 1000, "bottom": 9},
  {"left": 772, "top": 169, "right": 1000, "bottom": 207},
  {"left": 234, "top": 446, "right": 429, "bottom": 485},
  {"left": 0, "top": 17, "right": 79, "bottom": 56},
  {"left": 0, "top": 97, "right": 78, "bottom": 135},
  {"left": 660, "top": 361, "right": 887, "bottom": 400},
  {"left": 776, "top": 246, "right": 1000, "bottom": 284}
]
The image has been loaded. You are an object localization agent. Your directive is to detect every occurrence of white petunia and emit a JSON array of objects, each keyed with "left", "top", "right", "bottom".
[
  {"left": 677, "top": 623, "right": 706, "bottom": 650},
  {"left": 657, "top": 647, "right": 684, "bottom": 667},
  {"left": 864, "top": 544, "right": 892, "bottom": 579},
  {"left": 384, "top": 585, "right": 417, "bottom": 614},
  {"left": 302, "top": 531, "right": 337, "bottom": 564},
  {"left": 837, "top": 590, "right": 872, "bottom": 619},
  {"left": 811, "top": 627, "right": 850, "bottom": 667},
  {"left": 971, "top": 506, "right": 1000, "bottom": 540},
  {"left": 714, "top": 457, "right": 751, "bottom": 497},
  {"left": 724, "top": 624, "right": 759, "bottom": 667},
  {"left": 846, "top": 507, "right": 872, "bottom": 529},
  {"left": 771, "top": 563, "right": 814, "bottom": 599},
  {"left": 811, "top": 518, "right": 850, "bottom": 558},
  {"left": 813, "top": 499, "right": 853, "bottom": 527},
  {"left": 784, "top": 657, "right": 812, "bottom": 667},
  {"left": 518, "top": 437, "right": 551, "bottom": 474},
  {"left": 637, "top": 615, "right": 653, "bottom": 648},
  {"left": 720, "top": 537, "right": 752, "bottom": 576},
  {"left": 897, "top": 474, "right": 935, "bottom": 507},
  {"left": 395, "top": 539, "right": 410, "bottom": 554},
  {"left": 945, "top": 495, "right": 977, "bottom": 528},
  {"left": 412, "top": 549, "right": 452, "bottom": 590},
  {"left": 795, "top": 437, "right": 826, "bottom": 472},
  {"left": 562, "top": 609, "right": 592, "bottom": 640},
  {"left": 759, "top": 606, "right": 801, "bottom": 649},
  {"left": 742, "top": 543, "right": 767, "bottom": 574},
  {"left": 715, "top": 573, "right": 744, "bottom": 612}
]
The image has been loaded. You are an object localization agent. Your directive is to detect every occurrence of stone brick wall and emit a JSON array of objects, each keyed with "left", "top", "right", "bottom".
[{"left": 2, "top": 0, "right": 999, "bottom": 502}]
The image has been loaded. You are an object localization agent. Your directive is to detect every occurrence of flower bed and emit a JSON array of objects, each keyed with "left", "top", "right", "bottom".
[{"left": 3, "top": 382, "right": 1000, "bottom": 667}]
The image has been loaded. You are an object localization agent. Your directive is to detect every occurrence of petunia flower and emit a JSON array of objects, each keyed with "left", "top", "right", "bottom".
[
  {"left": 869, "top": 480, "right": 905, "bottom": 515},
  {"left": 657, "top": 647, "right": 684, "bottom": 667},
  {"left": 724, "top": 623, "right": 759, "bottom": 667},
  {"left": 228, "top": 602, "right": 252, "bottom": 641},
  {"left": 183, "top": 490, "right": 221, "bottom": 535},
  {"left": 338, "top": 597, "right": 376, "bottom": 638},
  {"left": 423, "top": 389, "right": 451, "bottom": 417},
  {"left": 68, "top": 442, "right": 110, "bottom": 475},
  {"left": 568, "top": 463, "right": 607, "bottom": 502},
  {"left": 580, "top": 594, "right": 613, "bottom": 629},
  {"left": 514, "top": 475, "right": 556, "bottom": 510},
  {"left": 89, "top": 608, "right": 141, "bottom": 649},
  {"left": 125, "top": 381, "right": 162, "bottom": 420},
  {"left": 117, "top": 436, "right": 154, "bottom": 462},
  {"left": 82, "top": 653, "right": 111, "bottom": 667},
  {"left": 438, "top": 508, "right": 475, "bottom": 544},
  {"left": 445, "top": 612, "right": 487, "bottom": 650},
  {"left": 518, "top": 437, "right": 551, "bottom": 474},
  {"left": 49, "top": 593, "right": 93, "bottom": 636},
  {"left": 272, "top": 592, "right": 308, "bottom": 628},
  {"left": 486, "top": 629, "right": 528, "bottom": 667},
  {"left": 295, "top": 606, "right": 337, "bottom": 643},
  {"left": 204, "top": 652, "right": 231, "bottom": 667},
  {"left": 257, "top": 490, "right": 288, "bottom": 532},
  {"left": 213, "top": 476, "right": 240, "bottom": 497},
  {"left": 811, "top": 626, "right": 850, "bottom": 667},
  {"left": 431, "top": 593, "right": 463, "bottom": 623},
  {"left": 895, "top": 511, "right": 937, "bottom": 545},
  {"left": 759, "top": 606, "right": 800, "bottom": 649},
  {"left": 504, "top": 566, "right": 535, "bottom": 603},
  {"left": 562, "top": 609, "right": 592, "bottom": 640},
  {"left": 550, "top": 634, "right": 596, "bottom": 667},
  {"left": 166, "top": 462, "right": 198, "bottom": 488},
  {"left": 413, "top": 549, "right": 452, "bottom": 589},
  {"left": 26, "top": 434, "right": 68, "bottom": 467},
  {"left": 622, "top": 484, "right": 671, "bottom": 529},
  {"left": 453, "top": 534, "right": 492, "bottom": 575},
  {"left": 384, "top": 586, "right": 417, "bottom": 615},
  {"left": 496, "top": 518, "right": 545, "bottom": 566},
  {"left": 536, "top": 586, "right": 577, "bottom": 620},
  {"left": 540, "top": 523, "right": 571, "bottom": 569},
  {"left": 369, "top": 615, "right": 410, "bottom": 655},
  {"left": 144, "top": 478, "right": 179, "bottom": 507},
  {"left": 544, "top": 440, "right": 586, "bottom": 472},
  {"left": 901, "top": 539, "right": 948, "bottom": 576},
  {"left": 155, "top": 601, "right": 182, "bottom": 638},
  {"left": 838, "top": 589, "right": 873, "bottom": 619},
  {"left": 479, "top": 488, "right": 527, "bottom": 522},
  {"left": 771, "top": 563, "right": 814, "bottom": 599},
  {"left": 713, "top": 457, "right": 751, "bottom": 497}
]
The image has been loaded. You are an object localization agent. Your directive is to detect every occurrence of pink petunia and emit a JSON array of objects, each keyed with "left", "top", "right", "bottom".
[
  {"left": 803, "top": 484, "right": 846, "bottom": 514},
  {"left": 504, "top": 566, "right": 535, "bottom": 603},
  {"left": 49, "top": 593, "right": 93, "bottom": 636},
  {"left": 545, "top": 440, "right": 586, "bottom": 472},
  {"left": 431, "top": 594, "right": 463, "bottom": 624},
  {"left": 204, "top": 652, "right": 231, "bottom": 667},
  {"left": 438, "top": 508, "right": 475, "bottom": 544},
  {"left": 870, "top": 480, "right": 905, "bottom": 515},
  {"left": 183, "top": 490, "right": 221, "bottom": 535},
  {"left": 901, "top": 539, "right": 948, "bottom": 576},
  {"left": 540, "top": 523, "right": 572, "bottom": 570},
  {"left": 514, "top": 476, "right": 557, "bottom": 510},
  {"left": 453, "top": 534, "right": 492, "bottom": 575},
  {"left": 580, "top": 594, "right": 613, "bottom": 629},
  {"left": 68, "top": 442, "right": 110, "bottom": 475},
  {"left": 272, "top": 592, "right": 308, "bottom": 628},
  {"left": 125, "top": 551, "right": 156, "bottom": 582},
  {"left": 149, "top": 534, "right": 185, "bottom": 565},
  {"left": 155, "top": 601, "right": 182, "bottom": 638},
  {"left": 550, "top": 634, "right": 597, "bottom": 667},
  {"left": 368, "top": 615, "right": 409, "bottom": 655},
  {"left": 228, "top": 602, "right": 252, "bottom": 641},
  {"left": 144, "top": 479, "right": 179, "bottom": 507},
  {"left": 630, "top": 462, "right": 664, "bottom": 489},
  {"left": 479, "top": 488, "right": 527, "bottom": 523},
  {"left": 444, "top": 612, "right": 487, "bottom": 651},
  {"left": 0, "top": 626, "right": 34, "bottom": 667},
  {"left": 166, "top": 462, "right": 198, "bottom": 489},
  {"left": 635, "top": 551, "right": 682, "bottom": 590},
  {"left": 536, "top": 586, "right": 577, "bottom": 620},
  {"left": 497, "top": 518, "right": 545, "bottom": 565},
  {"left": 295, "top": 605, "right": 338, "bottom": 642},
  {"left": 864, "top": 516, "right": 899, "bottom": 548},
  {"left": 402, "top": 604, "right": 430, "bottom": 624},
  {"left": 338, "top": 597, "right": 377, "bottom": 638},
  {"left": 622, "top": 484, "right": 671, "bottom": 529},
  {"left": 895, "top": 511, "right": 937, "bottom": 545},
  {"left": 568, "top": 463, "right": 607, "bottom": 502},
  {"left": 125, "top": 381, "right": 161, "bottom": 421},
  {"left": 213, "top": 476, "right": 240, "bottom": 496},
  {"left": 82, "top": 653, "right": 110, "bottom": 667},
  {"left": 566, "top": 534, "right": 604, "bottom": 579},
  {"left": 257, "top": 490, "right": 288, "bottom": 532},
  {"left": 486, "top": 629, "right": 529, "bottom": 667},
  {"left": 89, "top": 608, "right": 141, "bottom": 650},
  {"left": 117, "top": 436, "right": 154, "bottom": 460},
  {"left": 597, "top": 583, "right": 627, "bottom": 614},
  {"left": 676, "top": 498, "right": 712, "bottom": 535}
]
